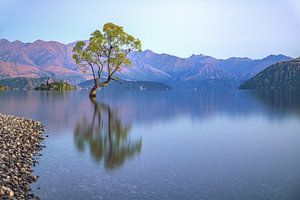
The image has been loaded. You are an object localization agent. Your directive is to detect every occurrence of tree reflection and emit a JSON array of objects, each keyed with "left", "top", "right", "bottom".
[{"left": 74, "top": 98, "right": 142, "bottom": 170}]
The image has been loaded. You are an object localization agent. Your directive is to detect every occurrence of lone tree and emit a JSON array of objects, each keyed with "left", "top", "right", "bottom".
[{"left": 73, "top": 23, "right": 141, "bottom": 98}]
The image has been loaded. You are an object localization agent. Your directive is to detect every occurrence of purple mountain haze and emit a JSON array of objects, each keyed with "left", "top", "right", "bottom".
[{"left": 0, "top": 39, "right": 293, "bottom": 88}]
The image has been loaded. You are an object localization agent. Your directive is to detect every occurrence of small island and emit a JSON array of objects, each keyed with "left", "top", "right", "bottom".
[
  {"left": 0, "top": 85, "right": 11, "bottom": 91},
  {"left": 34, "top": 81, "right": 77, "bottom": 91}
]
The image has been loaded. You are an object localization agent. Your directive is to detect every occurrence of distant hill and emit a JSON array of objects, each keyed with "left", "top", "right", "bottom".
[
  {"left": 0, "top": 77, "right": 61, "bottom": 90},
  {"left": 0, "top": 39, "right": 84, "bottom": 84},
  {"left": 240, "top": 58, "right": 300, "bottom": 90},
  {"left": 0, "top": 77, "right": 171, "bottom": 91},
  {"left": 79, "top": 79, "right": 172, "bottom": 91},
  {"left": 0, "top": 39, "right": 76, "bottom": 69},
  {"left": 0, "top": 39, "right": 292, "bottom": 89}
]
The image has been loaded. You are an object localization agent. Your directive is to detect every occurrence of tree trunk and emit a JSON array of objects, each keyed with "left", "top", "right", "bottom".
[{"left": 89, "top": 84, "right": 99, "bottom": 99}]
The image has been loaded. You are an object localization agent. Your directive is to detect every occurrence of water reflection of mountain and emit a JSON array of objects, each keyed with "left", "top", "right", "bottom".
[
  {"left": 0, "top": 90, "right": 299, "bottom": 129},
  {"left": 253, "top": 90, "right": 300, "bottom": 117},
  {"left": 73, "top": 99, "right": 142, "bottom": 170},
  {"left": 97, "top": 90, "right": 300, "bottom": 122},
  {"left": 0, "top": 91, "right": 79, "bottom": 127}
]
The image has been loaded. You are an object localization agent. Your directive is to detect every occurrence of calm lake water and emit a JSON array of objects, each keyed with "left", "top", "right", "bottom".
[{"left": 0, "top": 89, "right": 300, "bottom": 200}]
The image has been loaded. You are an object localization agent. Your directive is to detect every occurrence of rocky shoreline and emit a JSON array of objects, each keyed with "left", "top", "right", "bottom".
[{"left": 0, "top": 114, "right": 45, "bottom": 199}]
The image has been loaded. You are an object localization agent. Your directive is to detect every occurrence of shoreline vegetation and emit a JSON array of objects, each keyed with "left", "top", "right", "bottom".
[
  {"left": 0, "top": 77, "right": 172, "bottom": 91},
  {"left": 0, "top": 85, "right": 11, "bottom": 91},
  {"left": 0, "top": 77, "right": 78, "bottom": 91},
  {"left": 34, "top": 81, "right": 77, "bottom": 91},
  {"left": 0, "top": 114, "right": 45, "bottom": 199}
]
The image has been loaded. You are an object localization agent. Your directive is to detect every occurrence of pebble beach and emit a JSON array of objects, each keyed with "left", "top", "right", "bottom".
[{"left": 0, "top": 114, "right": 45, "bottom": 199}]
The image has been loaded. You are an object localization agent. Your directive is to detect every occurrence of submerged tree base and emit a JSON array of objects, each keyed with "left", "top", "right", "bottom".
[{"left": 89, "top": 85, "right": 99, "bottom": 98}]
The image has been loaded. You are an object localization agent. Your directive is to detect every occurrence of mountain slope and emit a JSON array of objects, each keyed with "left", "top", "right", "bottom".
[
  {"left": 216, "top": 54, "right": 291, "bottom": 80},
  {"left": 0, "top": 39, "right": 76, "bottom": 69},
  {"left": 0, "top": 39, "right": 84, "bottom": 84},
  {"left": 239, "top": 58, "right": 300, "bottom": 90},
  {"left": 127, "top": 50, "right": 291, "bottom": 83}
]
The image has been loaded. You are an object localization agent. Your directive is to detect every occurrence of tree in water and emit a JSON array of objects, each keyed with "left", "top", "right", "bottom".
[
  {"left": 74, "top": 99, "right": 142, "bottom": 170},
  {"left": 72, "top": 23, "right": 142, "bottom": 98}
]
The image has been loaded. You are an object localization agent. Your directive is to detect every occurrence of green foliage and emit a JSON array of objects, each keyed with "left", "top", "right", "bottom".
[
  {"left": 72, "top": 23, "right": 142, "bottom": 88},
  {"left": 0, "top": 85, "right": 10, "bottom": 91},
  {"left": 35, "top": 81, "right": 76, "bottom": 91}
]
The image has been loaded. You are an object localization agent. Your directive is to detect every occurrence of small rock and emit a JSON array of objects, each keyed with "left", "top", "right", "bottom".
[
  {"left": 0, "top": 113, "right": 46, "bottom": 199},
  {"left": 9, "top": 190, "right": 14, "bottom": 197}
]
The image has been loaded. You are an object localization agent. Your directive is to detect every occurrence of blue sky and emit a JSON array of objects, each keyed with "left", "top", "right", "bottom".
[{"left": 0, "top": 0, "right": 299, "bottom": 58}]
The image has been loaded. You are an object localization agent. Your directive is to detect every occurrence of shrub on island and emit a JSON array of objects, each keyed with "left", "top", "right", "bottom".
[
  {"left": 0, "top": 85, "right": 11, "bottom": 91},
  {"left": 34, "top": 81, "right": 76, "bottom": 91}
]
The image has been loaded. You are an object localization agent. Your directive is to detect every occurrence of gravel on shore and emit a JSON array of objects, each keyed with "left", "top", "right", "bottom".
[{"left": 0, "top": 113, "right": 45, "bottom": 199}]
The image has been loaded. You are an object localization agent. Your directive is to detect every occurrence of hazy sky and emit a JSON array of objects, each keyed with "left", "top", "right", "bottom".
[{"left": 0, "top": 0, "right": 299, "bottom": 58}]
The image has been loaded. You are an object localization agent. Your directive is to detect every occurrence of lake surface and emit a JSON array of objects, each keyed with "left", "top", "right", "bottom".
[{"left": 0, "top": 89, "right": 300, "bottom": 200}]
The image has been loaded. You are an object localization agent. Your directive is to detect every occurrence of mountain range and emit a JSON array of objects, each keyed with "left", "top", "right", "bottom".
[
  {"left": 240, "top": 58, "right": 300, "bottom": 90},
  {"left": 0, "top": 39, "right": 293, "bottom": 89}
]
